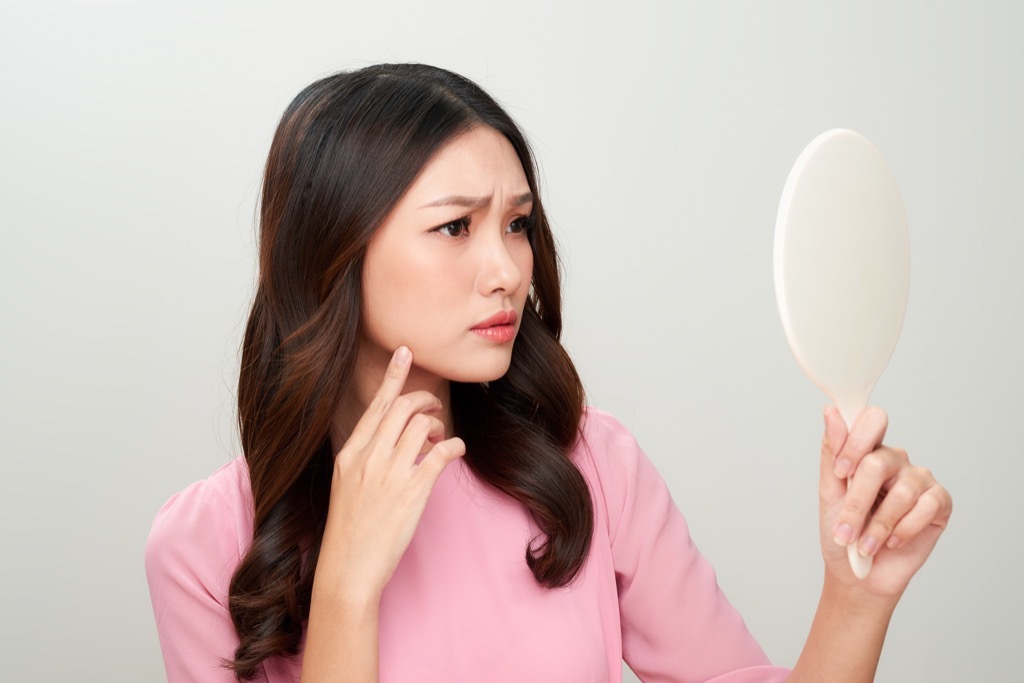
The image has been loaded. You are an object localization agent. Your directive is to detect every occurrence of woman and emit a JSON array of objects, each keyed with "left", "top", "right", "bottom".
[{"left": 146, "top": 63, "right": 952, "bottom": 682}]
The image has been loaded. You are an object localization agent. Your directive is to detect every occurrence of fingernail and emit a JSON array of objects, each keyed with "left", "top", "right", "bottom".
[
  {"left": 887, "top": 535, "right": 902, "bottom": 549},
  {"left": 394, "top": 346, "right": 411, "bottom": 364},
  {"left": 834, "top": 458, "right": 853, "bottom": 478},
  {"left": 859, "top": 536, "right": 878, "bottom": 557},
  {"left": 833, "top": 523, "right": 854, "bottom": 546}
]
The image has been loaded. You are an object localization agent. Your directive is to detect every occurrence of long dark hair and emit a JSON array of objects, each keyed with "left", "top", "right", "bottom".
[{"left": 228, "top": 64, "right": 592, "bottom": 679}]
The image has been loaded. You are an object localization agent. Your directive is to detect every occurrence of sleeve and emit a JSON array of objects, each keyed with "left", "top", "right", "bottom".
[
  {"left": 144, "top": 468, "right": 257, "bottom": 682},
  {"left": 581, "top": 410, "right": 790, "bottom": 683}
]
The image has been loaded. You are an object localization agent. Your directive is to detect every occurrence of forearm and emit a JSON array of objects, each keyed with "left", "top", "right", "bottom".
[
  {"left": 301, "top": 582, "right": 381, "bottom": 683},
  {"left": 788, "top": 573, "right": 899, "bottom": 682}
]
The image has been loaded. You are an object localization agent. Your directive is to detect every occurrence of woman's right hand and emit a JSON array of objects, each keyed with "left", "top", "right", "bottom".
[
  {"left": 304, "top": 347, "right": 461, "bottom": 680},
  {"left": 314, "top": 346, "right": 466, "bottom": 602}
]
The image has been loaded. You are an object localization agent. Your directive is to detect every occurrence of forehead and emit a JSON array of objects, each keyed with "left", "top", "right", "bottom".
[{"left": 400, "top": 126, "right": 529, "bottom": 202}]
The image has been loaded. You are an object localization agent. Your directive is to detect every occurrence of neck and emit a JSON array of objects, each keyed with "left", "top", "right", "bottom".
[{"left": 331, "top": 345, "right": 453, "bottom": 452}]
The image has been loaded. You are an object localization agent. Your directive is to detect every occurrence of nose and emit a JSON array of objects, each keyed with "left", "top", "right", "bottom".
[{"left": 476, "top": 230, "right": 525, "bottom": 297}]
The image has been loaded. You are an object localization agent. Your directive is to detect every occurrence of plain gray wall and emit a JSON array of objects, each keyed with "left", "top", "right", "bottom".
[{"left": 1, "top": 1, "right": 1020, "bottom": 680}]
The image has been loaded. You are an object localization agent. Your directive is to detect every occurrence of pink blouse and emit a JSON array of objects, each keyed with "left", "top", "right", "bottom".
[{"left": 146, "top": 408, "right": 790, "bottom": 682}]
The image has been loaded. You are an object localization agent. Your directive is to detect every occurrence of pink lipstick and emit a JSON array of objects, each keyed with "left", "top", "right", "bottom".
[{"left": 471, "top": 310, "right": 518, "bottom": 343}]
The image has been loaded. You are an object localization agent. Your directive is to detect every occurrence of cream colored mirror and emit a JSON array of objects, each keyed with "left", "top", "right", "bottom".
[{"left": 774, "top": 129, "right": 911, "bottom": 579}]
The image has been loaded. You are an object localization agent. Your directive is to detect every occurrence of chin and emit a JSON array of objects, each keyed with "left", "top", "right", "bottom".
[{"left": 441, "top": 354, "right": 514, "bottom": 384}]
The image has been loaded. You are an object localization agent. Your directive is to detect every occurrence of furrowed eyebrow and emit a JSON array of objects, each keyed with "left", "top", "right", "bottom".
[
  {"left": 511, "top": 192, "right": 534, "bottom": 207},
  {"left": 419, "top": 192, "right": 533, "bottom": 210}
]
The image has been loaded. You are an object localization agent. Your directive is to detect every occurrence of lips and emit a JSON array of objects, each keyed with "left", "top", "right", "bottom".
[
  {"left": 472, "top": 310, "right": 518, "bottom": 330},
  {"left": 471, "top": 310, "right": 518, "bottom": 343}
]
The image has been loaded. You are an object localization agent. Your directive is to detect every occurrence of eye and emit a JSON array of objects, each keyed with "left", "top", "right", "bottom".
[
  {"left": 433, "top": 217, "right": 470, "bottom": 238},
  {"left": 507, "top": 215, "right": 533, "bottom": 235}
]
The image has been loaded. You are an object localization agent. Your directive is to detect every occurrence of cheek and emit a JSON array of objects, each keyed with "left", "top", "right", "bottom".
[
  {"left": 363, "top": 255, "right": 459, "bottom": 336},
  {"left": 517, "top": 244, "right": 535, "bottom": 291}
]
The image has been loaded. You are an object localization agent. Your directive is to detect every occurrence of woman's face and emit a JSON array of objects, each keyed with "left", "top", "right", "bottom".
[{"left": 359, "top": 125, "right": 535, "bottom": 391}]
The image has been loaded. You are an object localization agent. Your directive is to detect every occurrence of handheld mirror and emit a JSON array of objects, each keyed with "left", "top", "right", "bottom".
[{"left": 774, "top": 129, "right": 910, "bottom": 579}]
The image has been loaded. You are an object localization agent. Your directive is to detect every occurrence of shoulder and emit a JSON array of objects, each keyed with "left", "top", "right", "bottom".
[
  {"left": 145, "top": 459, "right": 263, "bottom": 679},
  {"left": 572, "top": 407, "right": 661, "bottom": 486},
  {"left": 145, "top": 457, "right": 254, "bottom": 601},
  {"left": 571, "top": 407, "right": 672, "bottom": 541}
]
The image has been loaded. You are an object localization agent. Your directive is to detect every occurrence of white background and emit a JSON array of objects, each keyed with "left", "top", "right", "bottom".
[{"left": 1, "top": 1, "right": 1021, "bottom": 680}]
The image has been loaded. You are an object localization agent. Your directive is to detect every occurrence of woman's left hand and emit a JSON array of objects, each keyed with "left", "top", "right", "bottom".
[{"left": 819, "top": 406, "right": 953, "bottom": 599}]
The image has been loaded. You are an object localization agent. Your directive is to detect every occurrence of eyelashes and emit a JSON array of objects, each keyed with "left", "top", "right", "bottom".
[
  {"left": 433, "top": 217, "right": 471, "bottom": 238},
  {"left": 507, "top": 216, "right": 533, "bottom": 235},
  {"left": 431, "top": 214, "right": 534, "bottom": 239}
]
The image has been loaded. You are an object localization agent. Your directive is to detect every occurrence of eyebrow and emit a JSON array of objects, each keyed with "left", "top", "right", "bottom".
[{"left": 419, "top": 192, "right": 534, "bottom": 210}]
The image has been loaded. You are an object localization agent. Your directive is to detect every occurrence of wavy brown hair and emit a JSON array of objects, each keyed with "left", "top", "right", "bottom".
[{"left": 228, "top": 64, "right": 592, "bottom": 679}]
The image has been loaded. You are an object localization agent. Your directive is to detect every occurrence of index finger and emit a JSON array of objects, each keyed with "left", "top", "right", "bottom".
[
  {"left": 347, "top": 346, "right": 413, "bottom": 447},
  {"left": 835, "top": 406, "right": 889, "bottom": 478},
  {"left": 820, "top": 405, "right": 849, "bottom": 503}
]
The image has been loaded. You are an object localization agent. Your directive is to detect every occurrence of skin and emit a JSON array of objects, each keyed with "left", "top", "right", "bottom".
[
  {"left": 302, "top": 126, "right": 953, "bottom": 682},
  {"left": 788, "top": 406, "right": 952, "bottom": 681},
  {"left": 332, "top": 125, "right": 534, "bottom": 442}
]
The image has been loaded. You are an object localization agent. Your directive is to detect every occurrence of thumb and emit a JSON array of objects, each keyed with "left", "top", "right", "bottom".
[{"left": 819, "top": 405, "right": 848, "bottom": 504}]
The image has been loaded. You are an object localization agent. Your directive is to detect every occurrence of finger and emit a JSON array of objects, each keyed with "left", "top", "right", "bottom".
[
  {"left": 855, "top": 463, "right": 931, "bottom": 557},
  {"left": 366, "top": 390, "right": 444, "bottom": 454},
  {"left": 392, "top": 413, "right": 447, "bottom": 465},
  {"left": 832, "top": 446, "right": 903, "bottom": 547},
  {"left": 819, "top": 405, "right": 849, "bottom": 504},
  {"left": 835, "top": 406, "right": 889, "bottom": 478},
  {"left": 416, "top": 437, "right": 467, "bottom": 482},
  {"left": 887, "top": 482, "right": 953, "bottom": 549},
  {"left": 347, "top": 346, "right": 413, "bottom": 448}
]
